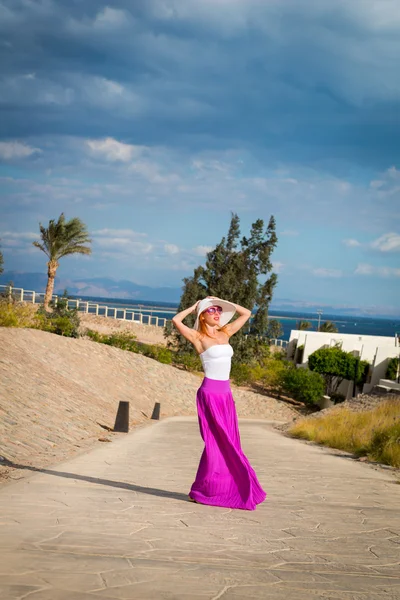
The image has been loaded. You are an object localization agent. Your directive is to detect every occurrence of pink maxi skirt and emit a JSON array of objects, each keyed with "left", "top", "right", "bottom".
[{"left": 189, "top": 377, "right": 267, "bottom": 510}]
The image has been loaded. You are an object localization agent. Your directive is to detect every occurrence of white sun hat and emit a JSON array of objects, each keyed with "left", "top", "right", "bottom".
[{"left": 193, "top": 296, "right": 237, "bottom": 331}]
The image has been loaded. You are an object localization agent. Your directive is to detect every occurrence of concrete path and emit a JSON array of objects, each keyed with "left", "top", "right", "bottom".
[{"left": 0, "top": 417, "right": 399, "bottom": 600}]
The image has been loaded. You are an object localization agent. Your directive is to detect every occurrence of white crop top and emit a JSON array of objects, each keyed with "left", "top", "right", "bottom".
[{"left": 199, "top": 344, "right": 234, "bottom": 381}]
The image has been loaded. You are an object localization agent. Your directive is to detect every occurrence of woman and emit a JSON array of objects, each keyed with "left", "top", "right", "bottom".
[{"left": 172, "top": 296, "right": 266, "bottom": 511}]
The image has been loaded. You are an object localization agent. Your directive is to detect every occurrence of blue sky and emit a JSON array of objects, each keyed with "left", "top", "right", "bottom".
[{"left": 0, "top": 0, "right": 399, "bottom": 314}]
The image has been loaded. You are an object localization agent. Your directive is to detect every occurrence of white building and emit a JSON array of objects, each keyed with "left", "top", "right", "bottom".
[{"left": 287, "top": 330, "right": 400, "bottom": 398}]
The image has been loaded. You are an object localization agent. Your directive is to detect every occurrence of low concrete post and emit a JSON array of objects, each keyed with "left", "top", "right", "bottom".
[
  {"left": 151, "top": 402, "right": 161, "bottom": 420},
  {"left": 318, "top": 395, "right": 334, "bottom": 410},
  {"left": 113, "top": 401, "right": 130, "bottom": 432}
]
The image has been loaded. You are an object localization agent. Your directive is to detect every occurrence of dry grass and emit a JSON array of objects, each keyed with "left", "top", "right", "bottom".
[{"left": 289, "top": 399, "right": 400, "bottom": 468}]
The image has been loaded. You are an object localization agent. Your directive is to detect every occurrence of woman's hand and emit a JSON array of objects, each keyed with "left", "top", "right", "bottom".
[{"left": 190, "top": 300, "right": 200, "bottom": 314}]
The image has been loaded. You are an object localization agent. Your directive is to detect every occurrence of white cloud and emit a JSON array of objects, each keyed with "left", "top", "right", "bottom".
[
  {"left": 93, "top": 7, "right": 129, "bottom": 29},
  {"left": 355, "top": 263, "right": 400, "bottom": 277},
  {"left": 164, "top": 244, "right": 180, "bottom": 254},
  {"left": 92, "top": 228, "right": 153, "bottom": 256},
  {"left": 86, "top": 138, "right": 145, "bottom": 162},
  {"left": 312, "top": 268, "right": 343, "bottom": 278},
  {"left": 369, "top": 167, "right": 400, "bottom": 197},
  {"left": 193, "top": 245, "right": 213, "bottom": 256},
  {"left": 0, "top": 231, "right": 37, "bottom": 240},
  {"left": 272, "top": 261, "right": 284, "bottom": 273},
  {"left": 97, "top": 238, "right": 153, "bottom": 254},
  {"left": 343, "top": 238, "right": 362, "bottom": 247},
  {"left": 355, "top": 263, "right": 374, "bottom": 275},
  {"left": 0, "top": 231, "right": 38, "bottom": 248},
  {"left": 0, "top": 141, "right": 41, "bottom": 160},
  {"left": 130, "top": 161, "right": 180, "bottom": 184},
  {"left": 370, "top": 232, "right": 400, "bottom": 252},
  {"left": 93, "top": 229, "right": 147, "bottom": 238},
  {"left": 281, "top": 230, "right": 299, "bottom": 236}
]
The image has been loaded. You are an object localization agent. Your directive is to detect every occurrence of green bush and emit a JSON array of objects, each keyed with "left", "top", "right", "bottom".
[
  {"left": 86, "top": 330, "right": 139, "bottom": 351},
  {"left": 258, "top": 358, "right": 288, "bottom": 391},
  {"left": 156, "top": 347, "right": 173, "bottom": 364},
  {"left": 85, "top": 330, "right": 106, "bottom": 343},
  {"left": 281, "top": 366, "right": 325, "bottom": 405},
  {"left": 86, "top": 330, "right": 179, "bottom": 368},
  {"left": 0, "top": 300, "right": 21, "bottom": 327},
  {"left": 106, "top": 332, "right": 138, "bottom": 351},
  {"left": 35, "top": 292, "right": 80, "bottom": 338},
  {"left": 174, "top": 352, "right": 202, "bottom": 372},
  {"left": 37, "top": 314, "right": 78, "bottom": 337},
  {"left": 308, "top": 346, "right": 369, "bottom": 395},
  {"left": 0, "top": 299, "right": 37, "bottom": 328},
  {"left": 386, "top": 357, "right": 399, "bottom": 381},
  {"left": 139, "top": 343, "right": 173, "bottom": 364},
  {"left": 230, "top": 363, "right": 254, "bottom": 386}
]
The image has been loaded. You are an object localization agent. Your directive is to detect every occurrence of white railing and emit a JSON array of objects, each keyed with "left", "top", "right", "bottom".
[
  {"left": 0, "top": 285, "right": 168, "bottom": 328},
  {"left": 270, "top": 338, "right": 288, "bottom": 348},
  {"left": 0, "top": 285, "right": 289, "bottom": 344}
]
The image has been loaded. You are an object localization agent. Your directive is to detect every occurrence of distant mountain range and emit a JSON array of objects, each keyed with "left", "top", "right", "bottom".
[
  {"left": 0, "top": 271, "right": 398, "bottom": 317},
  {"left": 0, "top": 271, "right": 182, "bottom": 303}
]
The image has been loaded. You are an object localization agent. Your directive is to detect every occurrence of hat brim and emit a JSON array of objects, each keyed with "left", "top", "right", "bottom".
[{"left": 193, "top": 297, "right": 237, "bottom": 331}]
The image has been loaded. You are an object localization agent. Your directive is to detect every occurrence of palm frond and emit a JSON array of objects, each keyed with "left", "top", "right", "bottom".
[
  {"left": 32, "top": 240, "right": 50, "bottom": 258},
  {"left": 33, "top": 213, "right": 92, "bottom": 261},
  {"left": 59, "top": 245, "right": 92, "bottom": 258}
]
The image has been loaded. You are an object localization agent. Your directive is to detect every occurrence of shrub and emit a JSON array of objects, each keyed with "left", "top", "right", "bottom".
[
  {"left": 308, "top": 346, "right": 369, "bottom": 395},
  {"left": 230, "top": 363, "right": 255, "bottom": 386},
  {"left": 35, "top": 293, "right": 80, "bottom": 338},
  {"left": 281, "top": 366, "right": 325, "bottom": 405},
  {"left": 0, "top": 298, "right": 37, "bottom": 328},
  {"left": 105, "top": 332, "right": 138, "bottom": 352},
  {"left": 155, "top": 347, "right": 173, "bottom": 364},
  {"left": 139, "top": 343, "right": 173, "bottom": 364},
  {"left": 258, "top": 357, "right": 288, "bottom": 392},
  {"left": 174, "top": 352, "right": 202, "bottom": 372},
  {"left": 85, "top": 329, "right": 106, "bottom": 343},
  {"left": 386, "top": 357, "right": 399, "bottom": 381},
  {"left": 85, "top": 330, "right": 139, "bottom": 351}
]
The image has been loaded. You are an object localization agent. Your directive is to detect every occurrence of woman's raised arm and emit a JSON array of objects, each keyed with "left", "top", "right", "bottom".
[
  {"left": 224, "top": 302, "right": 251, "bottom": 337},
  {"left": 171, "top": 301, "right": 200, "bottom": 344}
]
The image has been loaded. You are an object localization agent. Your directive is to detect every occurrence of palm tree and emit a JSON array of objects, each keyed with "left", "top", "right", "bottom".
[
  {"left": 0, "top": 241, "right": 4, "bottom": 274},
  {"left": 319, "top": 320, "right": 338, "bottom": 333},
  {"left": 33, "top": 213, "right": 92, "bottom": 310},
  {"left": 296, "top": 320, "right": 312, "bottom": 331}
]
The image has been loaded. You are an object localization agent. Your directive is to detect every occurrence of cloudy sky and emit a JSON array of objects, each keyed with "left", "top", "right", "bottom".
[{"left": 0, "top": 0, "right": 399, "bottom": 313}]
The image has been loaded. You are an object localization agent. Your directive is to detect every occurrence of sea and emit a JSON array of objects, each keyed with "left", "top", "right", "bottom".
[{"left": 70, "top": 295, "right": 400, "bottom": 341}]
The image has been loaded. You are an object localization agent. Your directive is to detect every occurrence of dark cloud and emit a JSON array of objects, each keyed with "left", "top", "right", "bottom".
[{"left": 1, "top": 0, "right": 399, "bottom": 171}]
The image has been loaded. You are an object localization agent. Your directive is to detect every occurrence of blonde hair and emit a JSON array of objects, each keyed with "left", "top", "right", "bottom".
[{"left": 198, "top": 311, "right": 229, "bottom": 338}]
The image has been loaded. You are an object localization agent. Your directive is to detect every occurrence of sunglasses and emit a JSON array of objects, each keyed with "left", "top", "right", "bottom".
[{"left": 205, "top": 306, "right": 223, "bottom": 315}]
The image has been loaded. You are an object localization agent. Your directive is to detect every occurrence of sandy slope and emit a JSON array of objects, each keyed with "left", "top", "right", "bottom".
[
  {"left": 79, "top": 313, "right": 168, "bottom": 345},
  {"left": 0, "top": 328, "right": 299, "bottom": 483}
]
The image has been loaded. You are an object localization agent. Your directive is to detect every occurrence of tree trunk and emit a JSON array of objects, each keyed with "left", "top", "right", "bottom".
[{"left": 44, "top": 260, "right": 59, "bottom": 311}]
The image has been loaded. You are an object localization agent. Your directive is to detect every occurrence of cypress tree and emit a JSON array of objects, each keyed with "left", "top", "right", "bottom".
[{"left": 165, "top": 213, "right": 278, "bottom": 362}]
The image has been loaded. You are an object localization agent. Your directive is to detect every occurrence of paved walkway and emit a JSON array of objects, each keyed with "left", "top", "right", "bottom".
[{"left": 0, "top": 418, "right": 399, "bottom": 600}]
